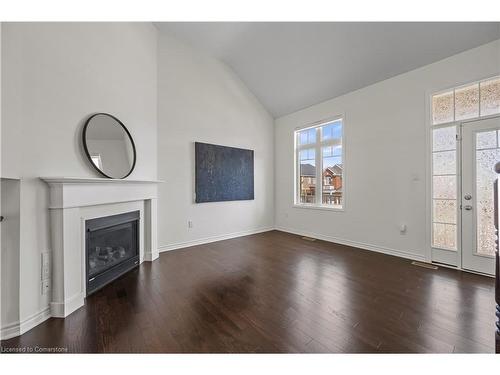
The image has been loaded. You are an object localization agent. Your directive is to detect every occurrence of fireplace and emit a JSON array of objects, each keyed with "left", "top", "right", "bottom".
[{"left": 85, "top": 210, "right": 140, "bottom": 295}]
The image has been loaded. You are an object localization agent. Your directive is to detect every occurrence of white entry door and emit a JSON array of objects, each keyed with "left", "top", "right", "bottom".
[{"left": 461, "top": 117, "right": 500, "bottom": 275}]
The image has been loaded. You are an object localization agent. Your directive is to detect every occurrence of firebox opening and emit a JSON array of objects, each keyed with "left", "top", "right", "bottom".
[{"left": 85, "top": 210, "right": 140, "bottom": 296}]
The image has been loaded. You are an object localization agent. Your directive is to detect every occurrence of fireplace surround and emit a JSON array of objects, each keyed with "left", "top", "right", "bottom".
[{"left": 41, "top": 177, "right": 161, "bottom": 318}]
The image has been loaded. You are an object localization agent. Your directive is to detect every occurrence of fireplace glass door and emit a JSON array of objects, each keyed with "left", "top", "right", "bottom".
[
  {"left": 88, "top": 222, "right": 136, "bottom": 277},
  {"left": 86, "top": 211, "right": 139, "bottom": 295}
]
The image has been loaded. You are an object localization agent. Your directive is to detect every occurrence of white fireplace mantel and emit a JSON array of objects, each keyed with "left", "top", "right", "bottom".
[{"left": 41, "top": 177, "right": 162, "bottom": 318}]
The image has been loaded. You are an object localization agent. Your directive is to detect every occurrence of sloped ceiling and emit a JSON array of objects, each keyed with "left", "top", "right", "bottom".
[{"left": 156, "top": 22, "right": 500, "bottom": 118}]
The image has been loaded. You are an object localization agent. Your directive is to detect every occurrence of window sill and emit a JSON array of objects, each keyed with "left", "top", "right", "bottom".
[{"left": 293, "top": 204, "right": 344, "bottom": 212}]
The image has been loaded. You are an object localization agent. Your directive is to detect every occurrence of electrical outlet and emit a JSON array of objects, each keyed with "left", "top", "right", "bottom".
[
  {"left": 41, "top": 280, "right": 50, "bottom": 295},
  {"left": 41, "top": 252, "right": 50, "bottom": 281},
  {"left": 188, "top": 220, "right": 193, "bottom": 229}
]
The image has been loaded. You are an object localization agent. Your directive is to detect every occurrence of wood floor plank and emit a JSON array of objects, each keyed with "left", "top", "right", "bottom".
[{"left": 1, "top": 230, "right": 495, "bottom": 353}]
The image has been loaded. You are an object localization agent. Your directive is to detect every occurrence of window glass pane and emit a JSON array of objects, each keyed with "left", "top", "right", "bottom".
[
  {"left": 432, "top": 175, "right": 456, "bottom": 199},
  {"left": 480, "top": 77, "right": 500, "bottom": 117},
  {"left": 432, "top": 126, "right": 456, "bottom": 152},
  {"left": 433, "top": 223, "right": 457, "bottom": 250},
  {"left": 296, "top": 119, "right": 344, "bottom": 207},
  {"left": 455, "top": 84, "right": 479, "bottom": 121},
  {"left": 322, "top": 145, "right": 342, "bottom": 157},
  {"left": 433, "top": 199, "right": 457, "bottom": 224},
  {"left": 476, "top": 130, "right": 497, "bottom": 149},
  {"left": 300, "top": 149, "right": 315, "bottom": 161},
  {"left": 432, "top": 151, "right": 456, "bottom": 175},
  {"left": 321, "top": 120, "right": 342, "bottom": 141},
  {"left": 299, "top": 148, "right": 316, "bottom": 204},
  {"left": 322, "top": 147, "right": 342, "bottom": 207},
  {"left": 298, "top": 128, "right": 316, "bottom": 145},
  {"left": 432, "top": 91, "right": 454, "bottom": 125}
]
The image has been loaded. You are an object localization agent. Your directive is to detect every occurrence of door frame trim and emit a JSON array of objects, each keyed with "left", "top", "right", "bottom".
[{"left": 426, "top": 106, "right": 500, "bottom": 273}]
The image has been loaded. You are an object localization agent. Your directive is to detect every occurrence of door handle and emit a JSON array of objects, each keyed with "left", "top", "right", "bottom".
[{"left": 464, "top": 205, "right": 473, "bottom": 210}]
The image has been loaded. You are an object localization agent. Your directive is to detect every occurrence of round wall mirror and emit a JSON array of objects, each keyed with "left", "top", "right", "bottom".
[{"left": 82, "top": 113, "right": 136, "bottom": 179}]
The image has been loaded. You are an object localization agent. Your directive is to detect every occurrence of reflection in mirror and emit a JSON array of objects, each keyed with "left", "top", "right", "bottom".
[{"left": 83, "top": 113, "right": 136, "bottom": 179}]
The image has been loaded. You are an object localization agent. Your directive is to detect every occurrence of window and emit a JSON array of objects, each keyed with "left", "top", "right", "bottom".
[
  {"left": 431, "top": 76, "right": 500, "bottom": 126},
  {"left": 431, "top": 125, "right": 458, "bottom": 250},
  {"left": 295, "top": 118, "right": 344, "bottom": 209},
  {"left": 430, "top": 76, "right": 500, "bottom": 251}
]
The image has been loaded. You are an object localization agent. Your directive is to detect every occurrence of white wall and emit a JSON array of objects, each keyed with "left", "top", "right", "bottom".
[
  {"left": 1, "top": 23, "right": 158, "bottom": 326},
  {"left": 1, "top": 179, "right": 20, "bottom": 335},
  {"left": 275, "top": 40, "right": 500, "bottom": 261},
  {"left": 157, "top": 32, "right": 274, "bottom": 250}
]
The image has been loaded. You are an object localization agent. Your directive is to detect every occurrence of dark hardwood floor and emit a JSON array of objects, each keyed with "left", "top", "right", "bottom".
[{"left": 1, "top": 230, "right": 495, "bottom": 353}]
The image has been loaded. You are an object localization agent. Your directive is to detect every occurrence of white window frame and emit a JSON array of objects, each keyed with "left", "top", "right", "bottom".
[{"left": 294, "top": 115, "right": 346, "bottom": 211}]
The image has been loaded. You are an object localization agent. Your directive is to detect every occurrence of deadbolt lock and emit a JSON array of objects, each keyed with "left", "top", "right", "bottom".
[{"left": 464, "top": 194, "right": 472, "bottom": 200}]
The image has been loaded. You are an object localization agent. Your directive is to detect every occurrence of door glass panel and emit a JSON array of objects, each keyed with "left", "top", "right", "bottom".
[
  {"left": 476, "top": 130, "right": 497, "bottom": 149},
  {"left": 475, "top": 135, "right": 500, "bottom": 256}
]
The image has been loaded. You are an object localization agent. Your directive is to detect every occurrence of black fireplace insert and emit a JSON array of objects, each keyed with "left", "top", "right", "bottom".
[{"left": 85, "top": 210, "right": 140, "bottom": 295}]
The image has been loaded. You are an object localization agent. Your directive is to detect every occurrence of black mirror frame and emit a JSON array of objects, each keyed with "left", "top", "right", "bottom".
[{"left": 82, "top": 112, "right": 137, "bottom": 179}]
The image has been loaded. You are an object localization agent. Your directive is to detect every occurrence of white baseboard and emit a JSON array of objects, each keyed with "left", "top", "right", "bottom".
[
  {"left": 159, "top": 225, "right": 425, "bottom": 263},
  {"left": 0, "top": 307, "right": 51, "bottom": 340},
  {"left": 143, "top": 252, "right": 159, "bottom": 262},
  {"left": 0, "top": 320, "right": 20, "bottom": 340},
  {"left": 275, "top": 226, "right": 427, "bottom": 263},
  {"left": 50, "top": 292, "right": 84, "bottom": 318},
  {"left": 158, "top": 227, "right": 275, "bottom": 253}
]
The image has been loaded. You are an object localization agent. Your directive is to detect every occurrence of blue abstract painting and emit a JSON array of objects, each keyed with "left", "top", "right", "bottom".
[{"left": 195, "top": 142, "right": 254, "bottom": 203}]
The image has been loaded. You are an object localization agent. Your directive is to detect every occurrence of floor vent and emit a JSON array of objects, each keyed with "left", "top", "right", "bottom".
[
  {"left": 411, "top": 261, "right": 438, "bottom": 270},
  {"left": 301, "top": 236, "right": 317, "bottom": 242}
]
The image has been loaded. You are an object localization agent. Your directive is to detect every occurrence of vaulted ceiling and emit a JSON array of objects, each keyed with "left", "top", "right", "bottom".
[{"left": 156, "top": 22, "right": 500, "bottom": 118}]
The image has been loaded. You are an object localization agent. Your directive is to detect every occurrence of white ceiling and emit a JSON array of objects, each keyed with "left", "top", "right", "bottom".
[{"left": 156, "top": 22, "right": 500, "bottom": 118}]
